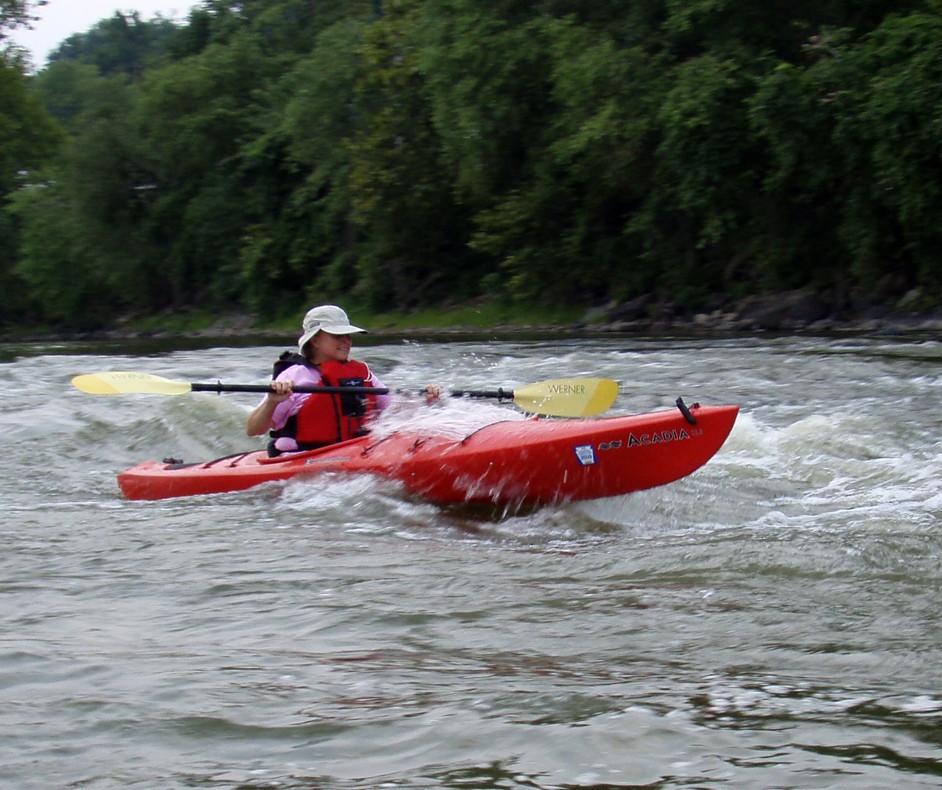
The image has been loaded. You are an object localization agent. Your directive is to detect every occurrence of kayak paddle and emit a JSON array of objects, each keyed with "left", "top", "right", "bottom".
[{"left": 71, "top": 372, "right": 619, "bottom": 417}]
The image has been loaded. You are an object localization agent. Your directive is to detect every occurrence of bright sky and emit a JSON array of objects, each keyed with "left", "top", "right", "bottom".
[{"left": 11, "top": 0, "right": 195, "bottom": 67}]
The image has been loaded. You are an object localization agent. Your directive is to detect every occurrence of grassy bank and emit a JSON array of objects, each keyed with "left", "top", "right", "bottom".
[
  {"left": 368, "top": 302, "right": 586, "bottom": 333},
  {"left": 205, "top": 301, "right": 588, "bottom": 337},
  {"left": 0, "top": 301, "right": 594, "bottom": 344}
]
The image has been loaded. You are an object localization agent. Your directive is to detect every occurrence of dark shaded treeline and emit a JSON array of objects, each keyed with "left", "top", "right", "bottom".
[{"left": 1, "top": 0, "right": 941, "bottom": 331}]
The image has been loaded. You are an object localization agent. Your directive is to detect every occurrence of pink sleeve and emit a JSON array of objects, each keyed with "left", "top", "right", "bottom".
[{"left": 367, "top": 367, "right": 393, "bottom": 411}]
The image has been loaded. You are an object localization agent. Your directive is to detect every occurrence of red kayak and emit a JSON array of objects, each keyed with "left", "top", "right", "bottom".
[{"left": 118, "top": 401, "right": 738, "bottom": 505}]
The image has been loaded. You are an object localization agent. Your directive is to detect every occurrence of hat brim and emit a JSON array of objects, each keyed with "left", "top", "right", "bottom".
[{"left": 298, "top": 324, "right": 367, "bottom": 353}]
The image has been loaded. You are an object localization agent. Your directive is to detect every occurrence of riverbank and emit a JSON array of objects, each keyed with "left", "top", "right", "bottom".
[
  {"left": 3, "top": 289, "right": 942, "bottom": 345},
  {"left": 580, "top": 288, "right": 942, "bottom": 336}
]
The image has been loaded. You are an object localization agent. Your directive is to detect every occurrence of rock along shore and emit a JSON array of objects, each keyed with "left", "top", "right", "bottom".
[{"left": 577, "top": 288, "right": 942, "bottom": 337}]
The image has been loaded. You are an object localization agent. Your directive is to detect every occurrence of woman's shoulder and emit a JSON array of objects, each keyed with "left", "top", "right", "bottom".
[{"left": 275, "top": 363, "right": 321, "bottom": 384}]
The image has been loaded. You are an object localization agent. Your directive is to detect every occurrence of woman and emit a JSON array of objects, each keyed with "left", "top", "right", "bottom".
[{"left": 246, "top": 305, "right": 392, "bottom": 455}]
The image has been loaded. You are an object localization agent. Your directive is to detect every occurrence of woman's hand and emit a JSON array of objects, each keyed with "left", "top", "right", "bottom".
[{"left": 267, "top": 379, "right": 294, "bottom": 403}]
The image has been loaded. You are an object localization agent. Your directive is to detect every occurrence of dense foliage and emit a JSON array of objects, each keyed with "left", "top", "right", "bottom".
[{"left": 2, "top": 0, "right": 941, "bottom": 330}]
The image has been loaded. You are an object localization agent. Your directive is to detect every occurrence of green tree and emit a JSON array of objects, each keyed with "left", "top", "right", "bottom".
[
  {"left": 48, "top": 11, "right": 179, "bottom": 77},
  {"left": 0, "top": 59, "right": 59, "bottom": 192},
  {"left": 347, "top": 2, "right": 477, "bottom": 309},
  {"left": 10, "top": 179, "right": 113, "bottom": 328},
  {"left": 662, "top": 0, "right": 926, "bottom": 61},
  {"left": 11, "top": 70, "right": 159, "bottom": 325},
  {"left": 470, "top": 17, "right": 667, "bottom": 304},
  {"left": 131, "top": 33, "right": 286, "bottom": 309},
  {"left": 0, "top": 55, "right": 61, "bottom": 325},
  {"left": 10, "top": 0, "right": 942, "bottom": 331},
  {"left": 256, "top": 18, "right": 371, "bottom": 313},
  {"left": 31, "top": 59, "right": 104, "bottom": 129},
  {"left": 750, "top": 11, "right": 942, "bottom": 302},
  {"left": 639, "top": 52, "right": 762, "bottom": 305},
  {"left": 846, "top": 12, "right": 942, "bottom": 295},
  {"left": 748, "top": 30, "right": 861, "bottom": 295}
]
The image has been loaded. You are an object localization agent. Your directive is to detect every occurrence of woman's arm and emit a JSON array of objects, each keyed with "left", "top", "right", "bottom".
[{"left": 245, "top": 380, "right": 293, "bottom": 436}]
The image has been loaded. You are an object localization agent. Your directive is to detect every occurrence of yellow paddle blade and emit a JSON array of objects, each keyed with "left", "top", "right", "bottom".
[
  {"left": 71, "top": 372, "right": 193, "bottom": 395},
  {"left": 512, "top": 377, "right": 619, "bottom": 417}
]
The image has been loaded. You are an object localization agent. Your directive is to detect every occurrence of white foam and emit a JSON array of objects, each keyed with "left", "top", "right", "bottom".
[{"left": 370, "top": 396, "right": 526, "bottom": 441}]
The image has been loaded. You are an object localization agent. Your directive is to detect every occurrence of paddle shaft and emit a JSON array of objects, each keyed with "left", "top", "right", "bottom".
[
  {"left": 190, "top": 382, "right": 389, "bottom": 395},
  {"left": 191, "top": 383, "right": 509, "bottom": 399}
]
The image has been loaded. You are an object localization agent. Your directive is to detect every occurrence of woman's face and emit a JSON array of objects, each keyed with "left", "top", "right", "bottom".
[{"left": 310, "top": 331, "right": 352, "bottom": 364}]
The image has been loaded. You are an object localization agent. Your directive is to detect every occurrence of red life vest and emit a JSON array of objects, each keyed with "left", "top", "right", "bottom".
[{"left": 294, "top": 359, "right": 378, "bottom": 447}]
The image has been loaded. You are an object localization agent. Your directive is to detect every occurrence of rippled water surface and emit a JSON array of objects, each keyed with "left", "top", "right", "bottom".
[{"left": 2, "top": 334, "right": 941, "bottom": 789}]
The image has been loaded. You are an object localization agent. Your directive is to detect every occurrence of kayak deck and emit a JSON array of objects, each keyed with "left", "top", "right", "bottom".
[{"left": 118, "top": 401, "right": 739, "bottom": 505}]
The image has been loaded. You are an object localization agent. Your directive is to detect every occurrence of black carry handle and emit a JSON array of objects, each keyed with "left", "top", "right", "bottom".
[{"left": 676, "top": 397, "right": 698, "bottom": 425}]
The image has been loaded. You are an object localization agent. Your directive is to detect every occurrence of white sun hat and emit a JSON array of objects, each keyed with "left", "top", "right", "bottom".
[{"left": 298, "top": 304, "right": 367, "bottom": 353}]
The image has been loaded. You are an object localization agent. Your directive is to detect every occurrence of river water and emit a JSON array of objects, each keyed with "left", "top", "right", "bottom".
[{"left": 1, "top": 333, "right": 941, "bottom": 789}]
